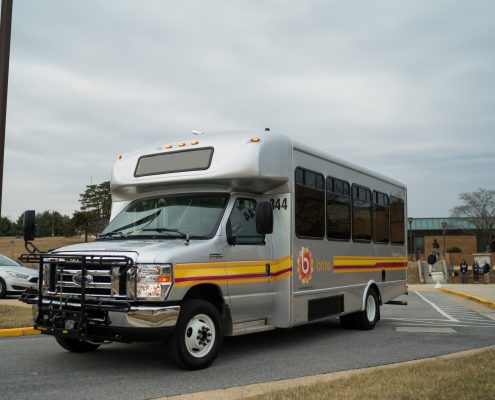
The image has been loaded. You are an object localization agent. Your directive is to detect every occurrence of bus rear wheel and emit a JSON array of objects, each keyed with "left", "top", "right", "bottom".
[{"left": 340, "top": 288, "right": 379, "bottom": 330}]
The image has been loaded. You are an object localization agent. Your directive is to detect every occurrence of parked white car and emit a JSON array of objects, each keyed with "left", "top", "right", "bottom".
[{"left": 0, "top": 253, "right": 38, "bottom": 298}]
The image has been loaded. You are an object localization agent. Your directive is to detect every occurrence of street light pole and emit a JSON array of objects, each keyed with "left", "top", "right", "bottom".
[
  {"left": 0, "top": 0, "right": 13, "bottom": 217},
  {"left": 407, "top": 217, "right": 414, "bottom": 261},
  {"left": 441, "top": 221, "right": 448, "bottom": 260}
]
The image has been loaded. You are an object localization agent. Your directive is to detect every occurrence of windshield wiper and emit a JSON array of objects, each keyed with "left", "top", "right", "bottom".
[
  {"left": 97, "top": 231, "right": 127, "bottom": 240},
  {"left": 142, "top": 228, "right": 190, "bottom": 245}
]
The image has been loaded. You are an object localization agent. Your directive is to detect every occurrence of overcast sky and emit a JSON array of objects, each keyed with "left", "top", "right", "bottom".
[{"left": 2, "top": 0, "right": 494, "bottom": 220}]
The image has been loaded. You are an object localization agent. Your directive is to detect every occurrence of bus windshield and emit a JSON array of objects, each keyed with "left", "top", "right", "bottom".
[{"left": 99, "top": 193, "right": 229, "bottom": 240}]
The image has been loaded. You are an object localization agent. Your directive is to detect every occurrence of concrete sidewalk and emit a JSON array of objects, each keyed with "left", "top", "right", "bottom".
[{"left": 411, "top": 283, "right": 495, "bottom": 308}]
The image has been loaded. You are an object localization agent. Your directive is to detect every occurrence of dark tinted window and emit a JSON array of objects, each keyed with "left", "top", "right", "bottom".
[
  {"left": 295, "top": 167, "right": 325, "bottom": 238},
  {"left": 390, "top": 196, "right": 405, "bottom": 244},
  {"left": 373, "top": 191, "right": 390, "bottom": 243},
  {"left": 352, "top": 185, "right": 372, "bottom": 242},
  {"left": 326, "top": 177, "right": 351, "bottom": 240}
]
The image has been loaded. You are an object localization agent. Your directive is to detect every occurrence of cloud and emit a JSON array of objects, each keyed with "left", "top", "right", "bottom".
[{"left": 2, "top": 0, "right": 494, "bottom": 220}]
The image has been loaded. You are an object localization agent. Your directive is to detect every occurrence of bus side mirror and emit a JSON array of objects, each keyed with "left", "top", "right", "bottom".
[
  {"left": 256, "top": 202, "right": 273, "bottom": 235},
  {"left": 226, "top": 219, "right": 237, "bottom": 246},
  {"left": 23, "top": 210, "right": 36, "bottom": 241}
]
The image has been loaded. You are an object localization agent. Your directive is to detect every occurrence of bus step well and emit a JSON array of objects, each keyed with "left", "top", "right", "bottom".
[{"left": 231, "top": 319, "right": 274, "bottom": 336}]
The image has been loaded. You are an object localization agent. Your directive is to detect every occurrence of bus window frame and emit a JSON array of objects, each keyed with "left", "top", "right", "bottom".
[{"left": 294, "top": 166, "right": 325, "bottom": 240}]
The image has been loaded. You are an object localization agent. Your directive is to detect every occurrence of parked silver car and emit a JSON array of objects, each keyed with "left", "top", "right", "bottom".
[{"left": 0, "top": 253, "right": 38, "bottom": 298}]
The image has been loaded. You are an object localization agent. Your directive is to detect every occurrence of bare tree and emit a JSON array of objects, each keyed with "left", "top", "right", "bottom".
[{"left": 451, "top": 188, "right": 495, "bottom": 252}]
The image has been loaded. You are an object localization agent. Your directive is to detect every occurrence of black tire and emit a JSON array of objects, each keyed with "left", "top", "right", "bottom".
[
  {"left": 0, "top": 278, "right": 6, "bottom": 298},
  {"left": 55, "top": 337, "right": 101, "bottom": 353},
  {"left": 340, "top": 288, "right": 380, "bottom": 330},
  {"left": 170, "top": 299, "right": 223, "bottom": 370}
]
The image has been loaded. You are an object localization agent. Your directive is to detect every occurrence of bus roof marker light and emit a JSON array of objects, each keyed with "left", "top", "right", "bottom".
[
  {"left": 250, "top": 137, "right": 261, "bottom": 143},
  {"left": 164, "top": 144, "right": 173, "bottom": 149},
  {"left": 178, "top": 142, "right": 186, "bottom": 147},
  {"left": 191, "top": 140, "right": 199, "bottom": 145}
]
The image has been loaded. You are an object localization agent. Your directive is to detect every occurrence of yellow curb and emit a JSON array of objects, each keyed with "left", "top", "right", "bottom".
[
  {"left": 440, "top": 288, "right": 495, "bottom": 309},
  {"left": 0, "top": 327, "right": 40, "bottom": 337}
]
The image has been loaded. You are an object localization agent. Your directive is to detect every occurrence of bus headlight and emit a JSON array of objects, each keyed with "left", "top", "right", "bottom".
[{"left": 136, "top": 264, "right": 172, "bottom": 300}]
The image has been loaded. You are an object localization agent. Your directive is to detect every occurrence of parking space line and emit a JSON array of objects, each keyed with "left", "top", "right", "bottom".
[{"left": 414, "top": 291, "right": 460, "bottom": 322}]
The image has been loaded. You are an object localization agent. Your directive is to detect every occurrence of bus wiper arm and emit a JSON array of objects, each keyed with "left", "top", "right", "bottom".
[
  {"left": 97, "top": 231, "right": 127, "bottom": 239},
  {"left": 142, "top": 228, "right": 190, "bottom": 245}
]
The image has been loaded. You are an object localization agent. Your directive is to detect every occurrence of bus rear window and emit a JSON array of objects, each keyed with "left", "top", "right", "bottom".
[{"left": 134, "top": 147, "right": 214, "bottom": 177}]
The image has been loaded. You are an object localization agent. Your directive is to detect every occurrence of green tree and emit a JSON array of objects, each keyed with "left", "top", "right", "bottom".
[
  {"left": 33, "top": 211, "right": 72, "bottom": 237},
  {"left": 75, "top": 181, "right": 111, "bottom": 236},
  {"left": 79, "top": 181, "right": 111, "bottom": 221},
  {"left": 0, "top": 216, "right": 14, "bottom": 236},
  {"left": 451, "top": 188, "right": 495, "bottom": 252}
]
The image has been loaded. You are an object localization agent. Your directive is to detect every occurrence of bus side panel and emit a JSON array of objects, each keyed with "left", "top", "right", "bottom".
[
  {"left": 265, "top": 191, "right": 292, "bottom": 328},
  {"left": 291, "top": 149, "right": 407, "bottom": 325}
]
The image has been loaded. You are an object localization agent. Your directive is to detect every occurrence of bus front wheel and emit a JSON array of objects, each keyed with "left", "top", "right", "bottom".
[{"left": 170, "top": 299, "right": 223, "bottom": 370}]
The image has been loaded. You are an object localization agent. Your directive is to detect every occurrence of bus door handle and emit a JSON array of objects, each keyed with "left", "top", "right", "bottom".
[{"left": 266, "top": 263, "right": 271, "bottom": 277}]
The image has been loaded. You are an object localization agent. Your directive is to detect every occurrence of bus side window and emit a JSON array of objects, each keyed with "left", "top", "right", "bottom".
[
  {"left": 326, "top": 177, "right": 351, "bottom": 240},
  {"left": 295, "top": 167, "right": 325, "bottom": 239},
  {"left": 352, "top": 185, "right": 372, "bottom": 242},
  {"left": 373, "top": 191, "right": 390, "bottom": 243},
  {"left": 390, "top": 197, "right": 405, "bottom": 244}
]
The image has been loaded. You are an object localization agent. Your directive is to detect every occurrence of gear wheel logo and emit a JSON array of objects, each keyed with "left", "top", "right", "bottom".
[{"left": 297, "top": 246, "right": 313, "bottom": 285}]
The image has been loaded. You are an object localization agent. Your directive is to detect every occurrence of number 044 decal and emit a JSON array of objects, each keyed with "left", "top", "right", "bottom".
[{"left": 269, "top": 198, "right": 287, "bottom": 210}]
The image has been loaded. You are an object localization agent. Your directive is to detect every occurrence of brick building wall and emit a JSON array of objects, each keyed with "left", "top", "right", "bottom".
[{"left": 424, "top": 235, "right": 478, "bottom": 265}]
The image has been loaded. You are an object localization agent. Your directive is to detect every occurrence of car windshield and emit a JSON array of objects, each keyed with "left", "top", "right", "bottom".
[
  {"left": 99, "top": 193, "right": 229, "bottom": 240},
  {"left": 0, "top": 254, "right": 20, "bottom": 267}
]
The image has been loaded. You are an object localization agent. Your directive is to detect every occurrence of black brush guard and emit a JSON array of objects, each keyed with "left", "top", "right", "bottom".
[{"left": 20, "top": 253, "right": 135, "bottom": 342}]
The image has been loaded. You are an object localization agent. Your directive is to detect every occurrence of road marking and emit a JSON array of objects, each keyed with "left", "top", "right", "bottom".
[
  {"left": 395, "top": 326, "right": 457, "bottom": 334},
  {"left": 382, "top": 320, "right": 495, "bottom": 328},
  {"left": 413, "top": 291, "right": 460, "bottom": 322}
]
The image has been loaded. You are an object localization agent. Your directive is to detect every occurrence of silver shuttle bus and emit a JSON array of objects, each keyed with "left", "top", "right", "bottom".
[{"left": 23, "top": 131, "right": 407, "bottom": 369}]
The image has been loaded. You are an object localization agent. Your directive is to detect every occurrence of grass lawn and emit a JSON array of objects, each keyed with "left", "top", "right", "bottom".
[
  {"left": 0, "top": 304, "right": 33, "bottom": 329},
  {"left": 0, "top": 236, "right": 87, "bottom": 267},
  {"left": 245, "top": 348, "right": 495, "bottom": 400}
]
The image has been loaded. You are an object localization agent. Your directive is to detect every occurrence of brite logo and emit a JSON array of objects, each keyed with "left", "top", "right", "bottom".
[{"left": 297, "top": 246, "right": 313, "bottom": 285}]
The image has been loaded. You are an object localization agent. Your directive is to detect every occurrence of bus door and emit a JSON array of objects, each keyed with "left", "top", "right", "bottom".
[{"left": 223, "top": 197, "right": 273, "bottom": 321}]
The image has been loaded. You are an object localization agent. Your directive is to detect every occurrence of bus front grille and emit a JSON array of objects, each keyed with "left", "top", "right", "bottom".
[{"left": 46, "top": 255, "right": 133, "bottom": 298}]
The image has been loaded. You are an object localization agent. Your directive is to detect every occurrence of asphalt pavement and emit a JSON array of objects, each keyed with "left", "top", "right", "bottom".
[{"left": 1, "top": 289, "right": 495, "bottom": 400}]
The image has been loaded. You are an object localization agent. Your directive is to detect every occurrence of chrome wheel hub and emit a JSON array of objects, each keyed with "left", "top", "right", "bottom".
[
  {"left": 366, "top": 295, "right": 376, "bottom": 322},
  {"left": 184, "top": 313, "right": 215, "bottom": 358}
]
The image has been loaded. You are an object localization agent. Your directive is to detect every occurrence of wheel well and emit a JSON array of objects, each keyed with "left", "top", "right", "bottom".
[
  {"left": 368, "top": 283, "right": 382, "bottom": 305},
  {"left": 183, "top": 284, "right": 224, "bottom": 313},
  {"left": 0, "top": 277, "right": 6, "bottom": 297}
]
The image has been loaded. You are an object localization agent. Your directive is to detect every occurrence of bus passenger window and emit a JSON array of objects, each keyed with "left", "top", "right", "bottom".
[
  {"left": 352, "top": 185, "right": 372, "bottom": 242},
  {"left": 390, "top": 197, "right": 405, "bottom": 244},
  {"left": 373, "top": 191, "right": 390, "bottom": 243},
  {"left": 295, "top": 167, "right": 325, "bottom": 239},
  {"left": 326, "top": 177, "right": 351, "bottom": 240}
]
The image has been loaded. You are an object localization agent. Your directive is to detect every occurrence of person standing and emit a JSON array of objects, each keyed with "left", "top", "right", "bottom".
[
  {"left": 460, "top": 259, "right": 468, "bottom": 284},
  {"left": 432, "top": 239, "right": 440, "bottom": 259},
  {"left": 483, "top": 261, "right": 491, "bottom": 284},
  {"left": 472, "top": 260, "right": 480, "bottom": 284},
  {"left": 427, "top": 252, "right": 437, "bottom": 276}
]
